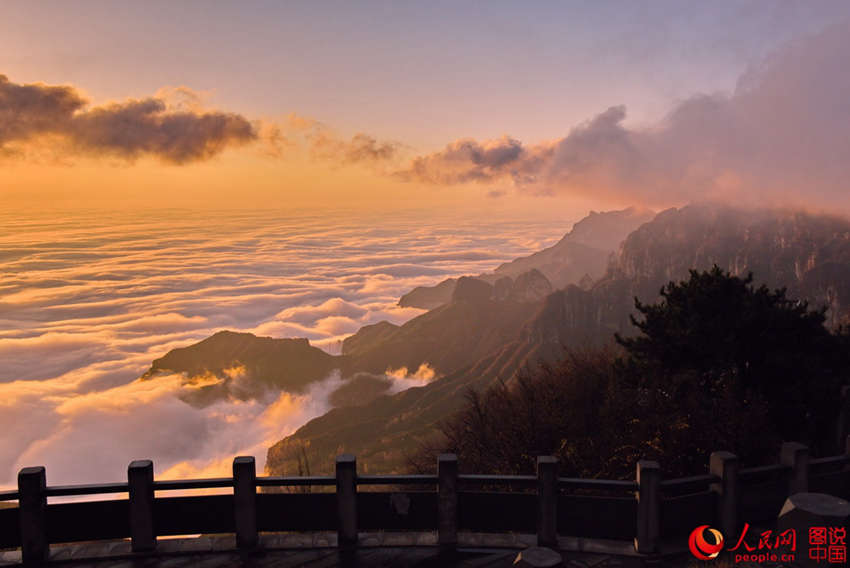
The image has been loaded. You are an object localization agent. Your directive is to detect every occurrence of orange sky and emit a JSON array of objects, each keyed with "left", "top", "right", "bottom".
[
  {"left": 1, "top": 2, "right": 848, "bottom": 216},
  {"left": 0, "top": 145, "right": 610, "bottom": 219}
]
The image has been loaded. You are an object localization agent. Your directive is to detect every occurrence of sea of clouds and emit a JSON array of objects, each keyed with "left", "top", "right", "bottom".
[{"left": 0, "top": 207, "right": 566, "bottom": 488}]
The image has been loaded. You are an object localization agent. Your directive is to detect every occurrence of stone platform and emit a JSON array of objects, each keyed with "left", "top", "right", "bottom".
[{"left": 0, "top": 532, "right": 669, "bottom": 567}]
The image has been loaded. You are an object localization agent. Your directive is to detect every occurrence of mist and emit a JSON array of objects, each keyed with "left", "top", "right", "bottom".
[{"left": 400, "top": 21, "right": 850, "bottom": 212}]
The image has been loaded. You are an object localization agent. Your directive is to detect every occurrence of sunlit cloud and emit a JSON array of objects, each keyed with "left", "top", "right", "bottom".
[
  {"left": 385, "top": 363, "right": 436, "bottom": 393},
  {"left": 0, "top": 209, "right": 567, "bottom": 487}
]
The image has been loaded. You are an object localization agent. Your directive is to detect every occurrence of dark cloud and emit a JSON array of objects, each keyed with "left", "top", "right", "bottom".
[
  {"left": 402, "top": 135, "right": 529, "bottom": 184},
  {"left": 0, "top": 75, "right": 257, "bottom": 163},
  {"left": 400, "top": 22, "right": 850, "bottom": 210},
  {"left": 0, "top": 76, "right": 85, "bottom": 144}
]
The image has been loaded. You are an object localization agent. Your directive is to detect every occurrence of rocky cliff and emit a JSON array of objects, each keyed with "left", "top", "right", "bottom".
[
  {"left": 142, "top": 330, "right": 339, "bottom": 405},
  {"left": 140, "top": 203, "right": 850, "bottom": 477},
  {"left": 266, "top": 204, "right": 850, "bottom": 475}
]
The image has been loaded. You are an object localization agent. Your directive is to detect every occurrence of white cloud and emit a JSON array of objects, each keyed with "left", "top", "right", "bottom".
[{"left": 0, "top": 208, "right": 568, "bottom": 487}]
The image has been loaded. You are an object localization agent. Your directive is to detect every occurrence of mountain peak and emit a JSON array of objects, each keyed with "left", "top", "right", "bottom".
[{"left": 451, "top": 276, "right": 494, "bottom": 302}]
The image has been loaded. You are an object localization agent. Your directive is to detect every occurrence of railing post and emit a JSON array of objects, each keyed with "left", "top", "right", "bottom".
[
  {"left": 635, "top": 460, "right": 660, "bottom": 554},
  {"left": 233, "top": 456, "right": 258, "bottom": 550},
  {"left": 437, "top": 453, "right": 458, "bottom": 552},
  {"left": 838, "top": 386, "right": 850, "bottom": 453},
  {"left": 843, "top": 434, "right": 850, "bottom": 474},
  {"left": 18, "top": 466, "right": 47, "bottom": 566},
  {"left": 336, "top": 454, "right": 357, "bottom": 549},
  {"left": 844, "top": 434, "right": 850, "bottom": 466},
  {"left": 709, "top": 451, "right": 739, "bottom": 539},
  {"left": 536, "top": 456, "right": 558, "bottom": 548},
  {"left": 779, "top": 442, "right": 808, "bottom": 495},
  {"left": 128, "top": 460, "right": 156, "bottom": 552}
]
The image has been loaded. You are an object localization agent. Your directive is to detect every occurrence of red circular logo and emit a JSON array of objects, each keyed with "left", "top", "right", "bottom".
[{"left": 688, "top": 525, "right": 724, "bottom": 560}]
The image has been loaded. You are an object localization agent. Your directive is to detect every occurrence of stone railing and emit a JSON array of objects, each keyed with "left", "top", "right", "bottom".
[{"left": 1, "top": 439, "right": 848, "bottom": 565}]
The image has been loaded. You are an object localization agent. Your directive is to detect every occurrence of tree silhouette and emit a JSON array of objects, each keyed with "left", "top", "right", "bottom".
[
  {"left": 616, "top": 266, "right": 847, "bottom": 454},
  {"left": 412, "top": 268, "right": 849, "bottom": 478}
]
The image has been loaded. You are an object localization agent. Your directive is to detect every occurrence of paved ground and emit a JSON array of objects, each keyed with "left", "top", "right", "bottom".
[
  {"left": 0, "top": 533, "right": 694, "bottom": 567},
  {"left": 2, "top": 548, "right": 654, "bottom": 568}
]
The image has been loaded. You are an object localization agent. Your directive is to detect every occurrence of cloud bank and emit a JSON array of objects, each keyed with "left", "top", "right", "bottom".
[
  {"left": 0, "top": 209, "right": 566, "bottom": 486},
  {"left": 0, "top": 75, "right": 256, "bottom": 163},
  {"left": 400, "top": 22, "right": 850, "bottom": 209},
  {"left": 0, "top": 76, "right": 402, "bottom": 168}
]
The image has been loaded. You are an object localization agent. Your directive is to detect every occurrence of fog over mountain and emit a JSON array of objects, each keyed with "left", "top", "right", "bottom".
[
  {"left": 268, "top": 203, "right": 850, "bottom": 475},
  {"left": 399, "top": 207, "right": 655, "bottom": 309},
  {"left": 401, "top": 21, "right": 850, "bottom": 212}
]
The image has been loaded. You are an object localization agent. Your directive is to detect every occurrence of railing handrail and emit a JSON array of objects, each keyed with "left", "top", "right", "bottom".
[
  {"left": 256, "top": 475, "right": 335, "bottom": 487},
  {"left": 559, "top": 477, "right": 638, "bottom": 491},
  {"left": 458, "top": 473, "right": 537, "bottom": 487},
  {"left": 738, "top": 463, "right": 791, "bottom": 482},
  {"left": 45, "top": 482, "right": 128, "bottom": 497},
  {"left": 153, "top": 477, "right": 233, "bottom": 491},
  {"left": 809, "top": 454, "right": 850, "bottom": 470},
  {"left": 3, "top": 437, "right": 848, "bottom": 565},
  {"left": 2, "top": 453, "right": 847, "bottom": 502},
  {"left": 357, "top": 474, "right": 438, "bottom": 485},
  {"left": 659, "top": 473, "right": 718, "bottom": 493},
  {"left": 0, "top": 490, "right": 19, "bottom": 501}
]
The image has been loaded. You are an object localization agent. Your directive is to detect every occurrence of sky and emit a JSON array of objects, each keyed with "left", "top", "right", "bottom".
[{"left": 1, "top": 0, "right": 848, "bottom": 211}]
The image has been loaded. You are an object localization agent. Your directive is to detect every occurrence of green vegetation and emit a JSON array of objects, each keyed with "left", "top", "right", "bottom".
[{"left": 412, "top": 267, "right": 850, "bottom": 478}]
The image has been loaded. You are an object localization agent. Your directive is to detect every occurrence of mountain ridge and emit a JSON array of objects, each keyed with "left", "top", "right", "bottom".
[
  {"left": 265, "top": 203, "right": 850, "bottom": 475},
  {"left": 398, "top": 207, "right": 655, "bottom": 309}
]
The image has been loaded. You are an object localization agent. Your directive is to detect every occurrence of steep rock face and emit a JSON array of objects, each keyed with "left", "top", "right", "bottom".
[
  {"left": 577, "top": 273, "right": 594, "bottom": 290},
  {"left": 523, "top": 286, "right": 601, "bottom": 346},
  {"left": 509, "top": 269, "right": 553, "bottom": 302},
  {"left": 346, "top": 296, "right": 540, "bottom": 377},
  {"left": 611, "top": 204, "right": 850, "bottom": 327},
  {"left": 521, "top": 204, "right": 850, "bottom": 352},
  {"left": 564, "top": 206, "right": 656, "bottom": 251},
  {"left": 266, "top": 338, "right": 545, "bottom": 475},
  {"left": 398, "top": 278, "right": 457, "bottom": 309},
  {"left": 341, "top": 321, "right": 400, "bottom": 356},
  {"left": 493, "top": 276, "right": 514, "bottom": 300},
  {"left": 328, "top": 373, "right": 396, "bottom": 407},
  {"left": 494, "top": 240, "right": 608, "bottom": 289},
  {"left": 493, "top": 206, "right": 655, "bottom": 287},
  {"left": 451, "top": 276, "right": 494, "bottom": 302}
]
